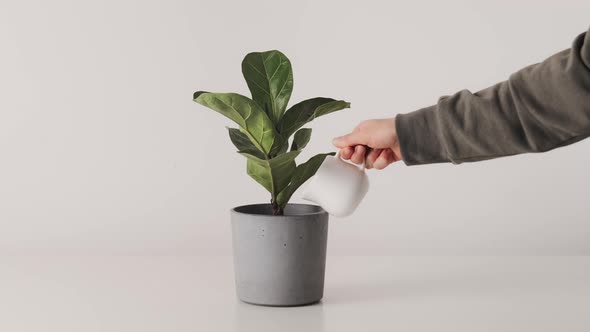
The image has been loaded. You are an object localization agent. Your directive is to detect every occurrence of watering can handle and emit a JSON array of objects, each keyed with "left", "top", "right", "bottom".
[{"left": 335, "top": 149, "right": 366, "bottom": 171}]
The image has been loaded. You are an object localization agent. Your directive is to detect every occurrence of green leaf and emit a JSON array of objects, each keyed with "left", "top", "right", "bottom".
[
  {"left": 290, "top": 128, "right": 312, "bottom": 151},
  {"left": 194, "top": 92, "right": 276, "bottom": 155},
  {"left": 278, "top": 98, "right": 350, "bottom": 138},
  {"left": 273, "top": 137, "right": 289, "bottom": 156},
  {"left": 268, "top": 134, "right": 288, "bottom": 158},
  {"left": 227, "top": 127, "right": 265, "bottom": 159},
  {"left": 277, "top": 152, "right": 335, "bottom": 208},
  {"left": 242, "top": 50, "right": 293, "bottom": 123},
  {"left": 240, "top": 150, "right": 301, "bottom": 196}
]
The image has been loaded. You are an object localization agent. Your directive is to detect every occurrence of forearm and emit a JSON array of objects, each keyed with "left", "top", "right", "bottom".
[{"left": 396, "top": 28, "right": 590, "bottom": 165}]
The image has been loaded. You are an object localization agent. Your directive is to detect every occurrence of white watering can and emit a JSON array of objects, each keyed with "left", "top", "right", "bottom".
[{"left": 302, "top": 152, "right": 369, "bottom": 217}]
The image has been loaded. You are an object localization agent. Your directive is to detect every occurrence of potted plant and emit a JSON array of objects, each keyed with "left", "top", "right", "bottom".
[{"left": 193, "top": 50, "right": 350, "bottom": 306}]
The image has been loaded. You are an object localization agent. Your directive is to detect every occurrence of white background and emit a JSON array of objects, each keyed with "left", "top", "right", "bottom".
[{"left": 1, "top": 0, "right": 589, "bottom": 256}]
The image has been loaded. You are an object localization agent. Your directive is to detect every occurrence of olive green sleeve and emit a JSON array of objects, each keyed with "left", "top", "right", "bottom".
[{"left": 396, "top": 28, "right": 590, "bottom": 165}]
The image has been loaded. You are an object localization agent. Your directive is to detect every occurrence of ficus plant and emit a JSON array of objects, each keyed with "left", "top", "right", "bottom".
[{"left": 193, "top": 50, "right": 350, "bottom": 215}]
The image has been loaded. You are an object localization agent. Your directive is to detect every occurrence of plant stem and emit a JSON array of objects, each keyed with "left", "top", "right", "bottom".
[{"left": 271, "top": 199, "right": 283, "bottom": 216}]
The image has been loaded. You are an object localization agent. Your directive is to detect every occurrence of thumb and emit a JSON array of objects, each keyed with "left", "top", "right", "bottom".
[{"left": 332, "top": 131, "right": 367, "bottom": 148}]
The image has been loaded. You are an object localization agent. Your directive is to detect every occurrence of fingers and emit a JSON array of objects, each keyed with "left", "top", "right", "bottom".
[
  {"left": 350, "top": 145, "right": 366, "bottom": 164},
  {"left": 365, "top": 148, "right": 382, "bottom": 169},
  {"left": 339, "top": 146, "right": 354, "bottom": 160},
  {"left": 373, "top": 149, "right": 395, "bottom": 170},
  {"left": 332, "top": 130, "right": 367, "bottom": 148},
  {"left": 335, "top": 129, "right": 365, "bottom": 164},
  {"left": 341, "top": 146, "right": 397, "bottom": 170}
]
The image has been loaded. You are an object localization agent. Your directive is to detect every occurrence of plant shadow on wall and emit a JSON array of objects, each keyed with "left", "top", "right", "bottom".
[{"left": 193, "top": 50, "right": 350, "bottom": 215}]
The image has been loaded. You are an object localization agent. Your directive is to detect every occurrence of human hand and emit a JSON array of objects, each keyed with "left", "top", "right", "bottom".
[{"left": 332, "top": 117, "right": 403, "bottom": 169}]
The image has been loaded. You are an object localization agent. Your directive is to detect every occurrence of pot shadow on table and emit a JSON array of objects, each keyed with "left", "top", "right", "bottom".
[{"left": 234, "top": 300, "right": 325, "bottom": 331}]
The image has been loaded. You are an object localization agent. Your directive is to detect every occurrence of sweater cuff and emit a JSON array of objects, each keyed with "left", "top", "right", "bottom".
[{"left": 395, "top": 105, "right": 449, "bottom": 165}]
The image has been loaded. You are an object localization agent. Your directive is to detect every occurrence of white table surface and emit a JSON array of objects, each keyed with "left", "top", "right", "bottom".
[{"left": 1, "top": 256, "right": 589, "bottom": 332}]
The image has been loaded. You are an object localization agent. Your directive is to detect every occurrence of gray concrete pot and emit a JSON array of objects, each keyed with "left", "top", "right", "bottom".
[{"left": 230, "top": 203, "right": 329, "bottom": 306}]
